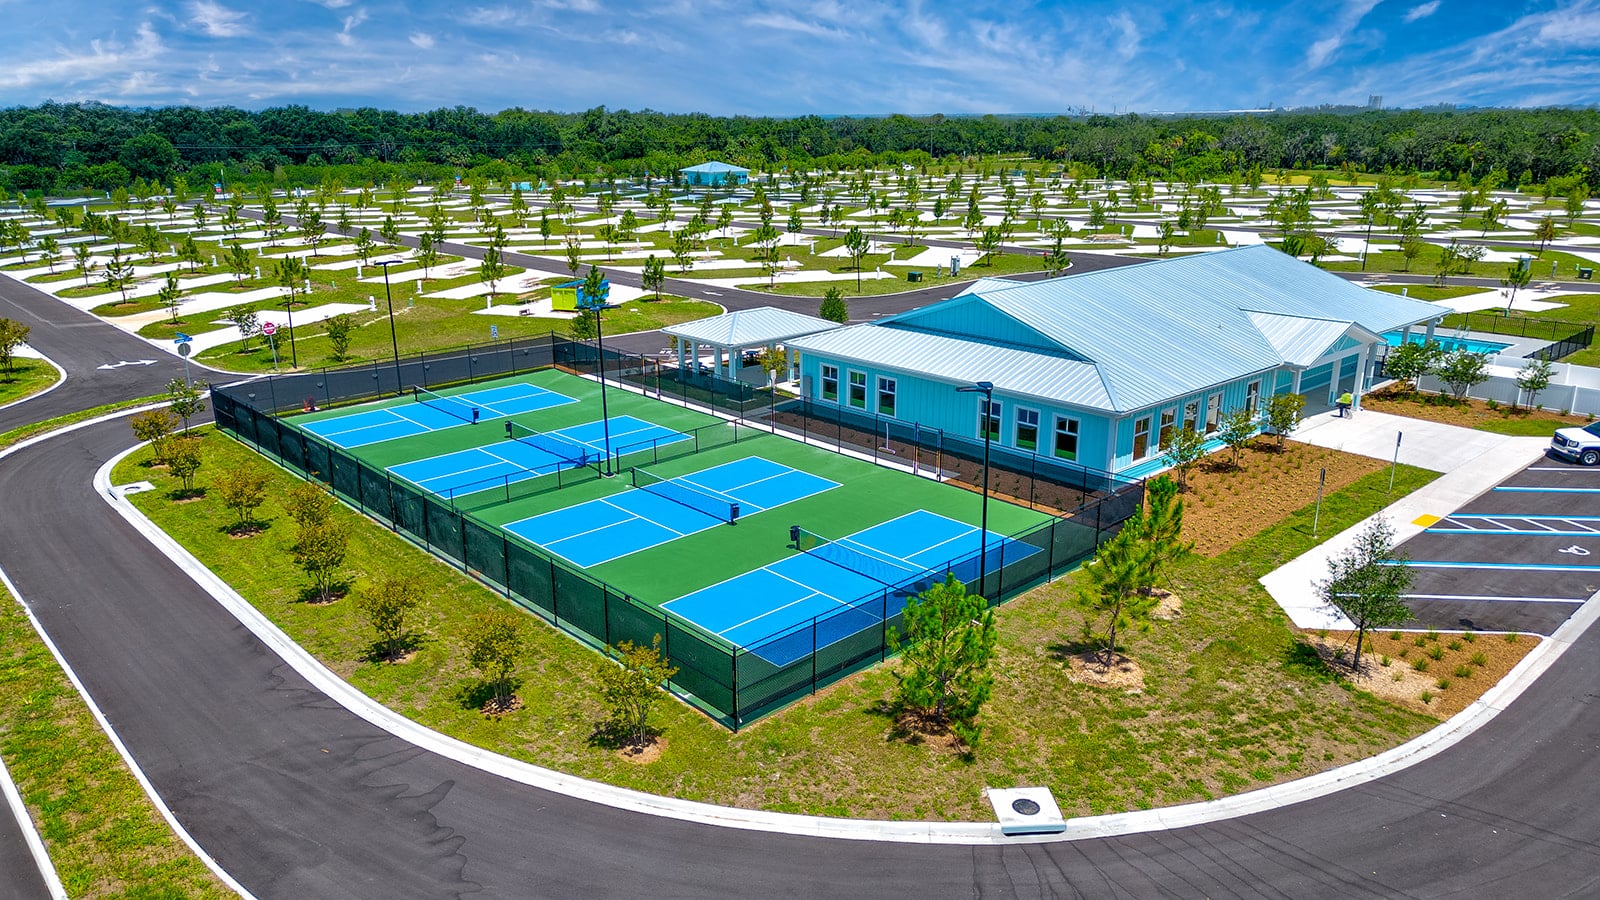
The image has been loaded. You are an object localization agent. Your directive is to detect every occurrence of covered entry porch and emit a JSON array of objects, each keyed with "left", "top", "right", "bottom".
[{"left": 662, "top": 306, "right": 842, "bottom": 387}]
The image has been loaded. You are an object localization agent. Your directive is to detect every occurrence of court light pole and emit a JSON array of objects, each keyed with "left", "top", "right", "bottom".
[
  {"left": 957, "top": 381, "right": 995, "bottom": 599},
  {"left": 577, "top": 267, "right": 616, "bottom": 475},
  {"left": 376, "top": 258, "right": 404, "bottom": 393}
]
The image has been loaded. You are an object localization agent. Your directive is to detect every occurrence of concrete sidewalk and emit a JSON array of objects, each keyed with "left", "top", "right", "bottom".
[{"left": 1263, "top": 410, "right": 1551, "bottom": 630}]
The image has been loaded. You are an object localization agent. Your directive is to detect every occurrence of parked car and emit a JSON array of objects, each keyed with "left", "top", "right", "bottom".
[{"left": 1550, "top": 421, "right": 1600, "bottom": 465}]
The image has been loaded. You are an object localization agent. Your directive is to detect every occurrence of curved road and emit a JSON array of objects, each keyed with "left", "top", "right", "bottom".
[{"left": 4, "top": 222, "right": 1600, "bottom": 896}]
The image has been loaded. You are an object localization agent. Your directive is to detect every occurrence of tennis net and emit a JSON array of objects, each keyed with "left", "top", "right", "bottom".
[
  {"left": 507, "top": 421, "right": 598, "bottom": 468},
  {"left": 793, "top": 526, "right": 924, "bottom": 589},
  {"left": 632, "top": 467, "right": 740, "bottom": 524},
  {"left": 414, "top": 386, "right": 481, "bottom": 424}
]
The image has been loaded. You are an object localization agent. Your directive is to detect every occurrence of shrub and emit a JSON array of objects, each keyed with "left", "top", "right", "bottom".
[
  {"left": 1504, "top": 632, "right": 1520, "bottom": 643},
  {"left": 1454, "top": 664, "right": 1472, "bottom": 679},
  {"left": 1447, "top": 639, "right": 1462, "bottom": 651},
  {"left": 1462, "top": 631, "right": 1476, "bottom": 643},
  {"left": 1421, "top": 690, "right": 1433, "bottom": 704},
  {"left": 1379, "top": 655, "right": 1391, "bottom": 667},
  {"left": 1389, "top": 631, "right": 1403, "bottom": 641},
  {"left": 1427, "top": 645, "right": 1445, "bottom": 660},
  {"left": 1436, "top": 677, "right": 1451, "bottom": 690},
  {"left": 1470, "top": 652, "right": 1487, "bottom": 667},
  {"left": 1412, "top": 659, "right": 1429, "bottom": 673}
]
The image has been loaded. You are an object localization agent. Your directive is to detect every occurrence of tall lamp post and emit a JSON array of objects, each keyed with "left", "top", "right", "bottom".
[
  {"left": 576, "top": 267, "right": 616, "bottom": 475},
  {"left": 376, "top": 258, "right": 404, "bottom": 393},
  {"left": 957, "top": 381, "right": 995, "bottom": 598}
]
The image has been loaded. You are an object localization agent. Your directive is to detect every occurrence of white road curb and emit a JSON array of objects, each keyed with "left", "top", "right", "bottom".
[
  {"left": 93, "top": 431, "right": 1600, "bottom": 845},
  {"left": 0, "top": 408, "right": 256, "bottom": 899},
  {"left": 0, "top": 726, "right": 66, "bottom": 899},
  {"left": 0, "top": 345, "right": 68, "bottom": 414}
]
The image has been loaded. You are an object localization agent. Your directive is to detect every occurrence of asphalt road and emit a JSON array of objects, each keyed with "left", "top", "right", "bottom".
[
  {"left": 0, "top": 797, "right": 50, "bottom": 900},
  {"left": 0, "top": 411, "right": 1597, "bottom": 897}
]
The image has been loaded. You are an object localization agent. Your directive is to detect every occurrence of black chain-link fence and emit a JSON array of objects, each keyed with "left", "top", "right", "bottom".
[{"left": 211, "top": 333, "right": 1144, "bottom": 728}]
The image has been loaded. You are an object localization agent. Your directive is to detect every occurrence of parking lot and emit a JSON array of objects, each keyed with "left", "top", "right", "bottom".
[{"left": 1397, "top": 454, "right": 1600, "bottom": 634}]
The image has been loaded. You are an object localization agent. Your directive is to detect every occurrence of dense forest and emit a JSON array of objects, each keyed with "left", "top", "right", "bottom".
[{"left": 1, "top": 101, "right": 1597, "bottom": 196}]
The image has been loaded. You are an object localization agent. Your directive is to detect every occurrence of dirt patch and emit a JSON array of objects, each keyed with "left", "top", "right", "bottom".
[
  {"left": 617, "top": 737, "right": 666, "bottom": 764},
  {"left": 225, "top": 524, "right": 266, "bottom": 538},
  {"left": 1180, "top": 440, "right": 1384, "bottom": 556},
  {"left": 480, "top": 695, "right": 524, "bottom": 718},
  {"left": 1303, "top": 629, "right": 1539, "bottom": 718},
  {"left": 1150, "top": 589, "right": 1182, "bottom": 620},
  {"left": 1363, "top": 388, "right": 1591, "bottom": 429},
  {"left": 1066, "top": 651, "right": 1145, "bottom": 691}
]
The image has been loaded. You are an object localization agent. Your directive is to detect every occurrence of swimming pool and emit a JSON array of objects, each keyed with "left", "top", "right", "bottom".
[{"left": 1383, "top": 331, "right": 1511, "bottom": 356}]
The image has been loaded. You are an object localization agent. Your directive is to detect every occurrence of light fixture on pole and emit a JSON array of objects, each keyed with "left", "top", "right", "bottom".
[
  {"left": 376, "top": 258, "right": 404, "bottom": 394},
  {"left": 956, "top": 381, "right": 995, "bottom": 598},
  {"left": 576, "top": 266, "right": 616, "bottom": 475}
]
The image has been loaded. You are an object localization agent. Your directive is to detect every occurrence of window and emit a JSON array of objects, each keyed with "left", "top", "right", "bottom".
[
  {"left": 877, "top": 376, "right": 897, "bottom": 417},
  {"left": 1184, "top": 399, "right": 1200, "bottom": 432},
  {"left": 1205, "top": 394, "right": 1222, "bottom": 432},
  {"left": 1053, "top": 415, "right": 1079, "bottom": 460},
  {"left": 1158, "top": 408, "right": 1176, "bottom": 449},
  {"left": 821, "top": 364, "right": 838, "bottom": 402},
  {"left": 1015, "top": 408, "right": 1040, "bottom": 451},
  {"left": 847, "top": 371, "right": 867, "bottom": 409},
  {"left": 980, "top": 399, "right": 1002, "bottom": 441},
  {"left": 1246, "top": 380, "right": 1262, "bottom": 415},
  {"left": 1133, "top": 416, "right": 1152, "bottom": 460}
]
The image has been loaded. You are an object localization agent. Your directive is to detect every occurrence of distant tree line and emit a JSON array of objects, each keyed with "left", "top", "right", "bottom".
[{"left": 2, "top": 101, "right": 1598, "bottom": 196}]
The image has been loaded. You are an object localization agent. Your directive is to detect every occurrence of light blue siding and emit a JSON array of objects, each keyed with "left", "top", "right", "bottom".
[{"left": 888, "top": 298, "right": 1067, "bottom": 354}]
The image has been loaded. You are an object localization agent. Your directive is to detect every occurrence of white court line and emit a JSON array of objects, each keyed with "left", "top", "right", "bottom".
[
  {"left": 411, "top": 455, "right": 518, "bottom": 489},
  {"left": 1525, "top": 466, "right": 1592, "bottom": 471},
  {"left": 1405, "top": 593, "right": 1586, "bottom": 604},
  {"left": 911, "top": 525, "right": 986, "bottom": 563}
]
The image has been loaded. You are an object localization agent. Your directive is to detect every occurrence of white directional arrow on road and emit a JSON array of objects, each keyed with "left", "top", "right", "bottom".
[{"left": 96, "top": 360, "right": 159, "bottom": 370}]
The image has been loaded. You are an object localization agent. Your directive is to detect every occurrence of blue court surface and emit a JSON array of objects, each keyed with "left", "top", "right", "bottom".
[
  {"left": 504, "top": 457, "right": 838, "bottom": 568},
  {"left": 664, "top": 510, "right": 1040, "bottom": 665},
  {"left": 390, "top": 415, "right": 687, "bottom": 500},
  {"left": 301, "top": 383, "right": 575, "bottom": 448}
]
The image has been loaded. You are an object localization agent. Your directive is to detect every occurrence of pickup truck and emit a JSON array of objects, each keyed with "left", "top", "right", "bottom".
[{"left": 1550, "top": 420, "right": 1600, "bottom": 465}]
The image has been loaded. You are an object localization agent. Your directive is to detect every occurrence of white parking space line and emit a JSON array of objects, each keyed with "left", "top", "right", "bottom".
[{"left": 1404, "top": 593, "right": 1588, "bottom": 604}]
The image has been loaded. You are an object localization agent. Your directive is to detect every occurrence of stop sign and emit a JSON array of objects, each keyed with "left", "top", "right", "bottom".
[{"left": 261, "top": 321, "right": 278, "bottom": 336}]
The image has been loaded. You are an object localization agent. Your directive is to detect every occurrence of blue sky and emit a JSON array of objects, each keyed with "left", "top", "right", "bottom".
[{"left": 1, "top": 0, "right": 1597, "bottom": 114}]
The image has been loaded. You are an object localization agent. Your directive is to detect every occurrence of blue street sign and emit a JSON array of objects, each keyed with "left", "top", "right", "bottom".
[
  {"left": 174, "top": 333, "right": 192, "bottom": 344},
  {"left": 491, "top": 324, "right": 499, "bottom": 339}
]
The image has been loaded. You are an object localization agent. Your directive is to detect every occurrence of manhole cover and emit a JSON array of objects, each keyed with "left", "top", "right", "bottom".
[{"left": 1011, "top": 798, "right": 1041, "bottom": 816}]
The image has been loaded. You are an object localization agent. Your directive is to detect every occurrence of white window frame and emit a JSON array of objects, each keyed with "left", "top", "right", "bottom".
[
  {"left": 876, "top": 375, "right": 897, "bottom": 417},
  {"left": 1015, "top": 407, "right": 1040, "bottom": 452},
  {"left": 1205, "top": 394, "right": 1222, "bottom": 432},
  {"left": 979, "top": 398, "right": 1002, "bottom": 441},
  {"left": 1184, "top": 399, "right": 1200, "bottom": 432},
  {"left": 1053, "top": 415, "right": 1080, "bottom": 461},
  {"left": 846, "top": 369, "right": 868, "bottom": 410},
  {"left": 1158, "top": 408, "right": 1176, "bottom": 450},
  {"left": 1133, "top": 415, "right": 1152, "bottom": 460},
  {"left": 1246, "top": 380, "right": 1262, "bottom": 415},
  {"left": 820, "top": 364, "right": 839, "bottom": 403}
]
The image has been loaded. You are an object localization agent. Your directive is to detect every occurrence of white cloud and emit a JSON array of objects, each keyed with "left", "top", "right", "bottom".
[
  {"left": 189, "top": 0, "right": 249, "bottom": 38},
  {"left": 1404, "top": 1, "right": 1439, "bottom": 22},
  {"left": 1305, "top": 0, "right": 1381, "bottom": 69},
  {"left": 0, "top": 21, "right": 165, "bottom": 90},
  {"left": 409, "top": 32, "right": 435, "bottom": 49},
  {"left": 1107, "top": 10, "right": 1141, "bottom": 59},
  {"left": 336, "top": 9, "right": 367, "bottom": 47}
]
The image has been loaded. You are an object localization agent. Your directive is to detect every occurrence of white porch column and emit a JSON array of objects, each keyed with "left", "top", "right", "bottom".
[
  {"left": 676, "top": 338, "right": 685, "bottom": 373},
  {"left": 1355, "top": 342, "right": 1380, "bottom": 410},
  {"left": 1425, "top": 318, "right": 1437, "bottom": 342},
  {"left": 788, "top": 348, "right": 798, "bottom": 384},
  {"left": 1290, "top": 368, "right": 1303, "bottom": 397}
]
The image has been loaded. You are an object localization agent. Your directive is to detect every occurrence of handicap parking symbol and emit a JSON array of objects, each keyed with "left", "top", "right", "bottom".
[{"left": 1558, "top": 545, "right": 1592, "bottom": 556}]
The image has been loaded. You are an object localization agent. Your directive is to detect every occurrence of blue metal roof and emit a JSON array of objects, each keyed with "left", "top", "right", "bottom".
[
  {"left": 679, "top": 161, "right": 750, "bottom": 174},
  {"left": 663, "top": 306, "right": 839, "bottom": 347}
]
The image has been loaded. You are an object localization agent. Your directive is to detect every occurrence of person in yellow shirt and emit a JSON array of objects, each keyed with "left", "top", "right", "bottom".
[{"left": 1336, "top": 391, "right": 1354, "bottom": 418}]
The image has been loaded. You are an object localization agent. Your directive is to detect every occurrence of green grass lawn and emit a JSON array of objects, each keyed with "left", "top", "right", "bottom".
[
  {"left": 1370, "top": 284, "right": 1484, "bottom": 302},
  {"left": 1322, "top": 247, "right": 1598, "bottom": 283},
  {"left": 0, "top": 359, "right": 60, "bottom": 407},
  {"left": 118, "top": 409, "right": 1443, "bottom": 821},
  {"left": 0, "top": 579, "right": 230, "bottom": 897},
  {"left": 744, "top": 251, "right": 1048, "bottom": 298}
]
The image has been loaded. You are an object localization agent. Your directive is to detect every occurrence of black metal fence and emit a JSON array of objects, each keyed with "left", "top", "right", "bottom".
[
  {"left": 1437, "top": 312, "right": 1595, "bottom": 361},
  {"left": 210, "top": 333, "right": 1144, "bottom": 728}
]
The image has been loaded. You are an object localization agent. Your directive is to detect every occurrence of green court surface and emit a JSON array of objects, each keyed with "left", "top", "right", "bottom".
[{"left": 285, "top": 369, "right": 1053, "bottom": 613}]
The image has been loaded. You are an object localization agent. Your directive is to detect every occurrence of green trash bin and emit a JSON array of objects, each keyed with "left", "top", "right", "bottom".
[{"left": 907, "top": 270, "right": 922, "bottom": 283}]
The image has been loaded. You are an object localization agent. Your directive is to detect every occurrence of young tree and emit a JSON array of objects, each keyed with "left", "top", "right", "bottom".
[
  {"left": 843, "top": 225, "right": 870, "bottom": 289},
  {"left": 178, "top": 234, "right": 204, "bottom": 273},
  {"left": 1399, "top": 235, "right": 1425, "bottom": 273},
  {"left": 641, "top": 254, "right": 666, "bottom": 301},
  {"left": 226, "top": 308, "right": 260, "bottom": 351},
  {"left": 479, "top": 246, "right": 505, "bottom": 300},
  {"left": 226, "top": 243, "right": 252, "bottom": 285},
  {"left": 1502, "top": 261, "right": 1532, "bottom": 314},
  {"left": 324, "top": 313, "right": 357, "bottom": 360},
  {"left": 1437, "top": 349, "right": 1490, "bottom": 401},
  {"left": 975, "top": 226, "right": 1003, "bottom": 266},
  {"left": 597, "top": 635, "right": 678, "bottom": 752},
  {"left": 72, "top": 243, "right": 96, "bottom": 287},
  {"left": 151, "top": 270, "right": 181, "bottom": 323},
  {"left": 1215, "top": 406, "right": 1256, "bottom": 468},
  {"left": 130, "top": 408, "right": 177, "bottom": 463},
  {"left": 1160, "top": 425, "right": 1206, "bottom": 490},
  {"left": 138, "top": 224, "right": 163, "bottom": 264},
  {"left": 1080, "top": 510, "right": 1160, "bottom": 665},
  {"left": 299, "top": 207, "right": 325, "bottom": 256},
  {"left": 1140, "top": 476, "right": 1193, "bottom": 588},
  {"left": 1264, "top": 392, "right": 1306, "bottom": 447},
  {"left": 101, "top": 247, "right": 135, "bottom": 303},
  {"left": 166, "top": 436, "right": 203, "bottom": 494},
  {"left": 416, "top": 233, "right": 438, "bottom": 279},
  {"left": 215, "top": 463, "right": 269, "bottom": 530},
  {"left": 466, "top": 610, "right": 525, "bottom": 713},
  {"left": 887, "top": 574, "right": 998, "bottom": 750},
  {"left": 0, "top": 318, "right": 32, "bottom": 376},
  {"left": 355, "top": 226, "right": 375, "bottom": 264},
  {"left": 818, "top": 286, "right": 849, "bottom": 323},
  {"left": 293, "top": 517, "right": 349, "bottom": 603},
  {"left": 378, "top": 215, "right": 400, "bottom": 249},
  {"left": 564, "top": 234, "right": 582, "bottom": 276},
  {"left": 671, "top": 229, "right": 695, "bottom": 273},
  {"left": 1156, "top": 220, "right": 1175, "bottom": 256},
  {"left": 1383, "top": 339, "right": 1444, "bottom": 393},
  {"left": 1534, "top": 215, "right": 1557, "bottom": 255},
  {"left": 357, "top": 578, "right": 424, "bottom": 662},
  {"left": 283, "top": 478, "right": 336, "bottom": 530},
  {"left": 1316, "top": 516, "right": 1412, "bottom": 672},
  {"left": 1516, "top": 357, "right": 1554, "bottom": 409},
  {"left": 166, "top": 377, "right": 206, "bottom": 432}
]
